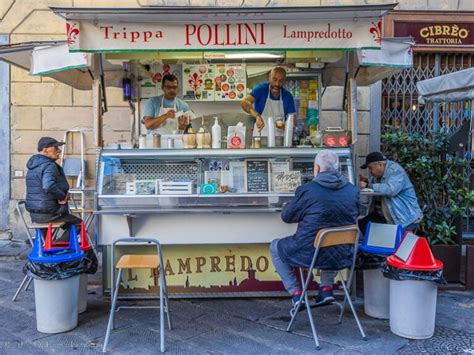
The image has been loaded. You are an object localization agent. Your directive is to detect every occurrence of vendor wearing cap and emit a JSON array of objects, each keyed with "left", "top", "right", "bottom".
[
  {"left": 142, "top": 74, "right": 191, "bottom": 134},
  {"left": 25, "top": 137, "right": 82, "bottom": 240},
  {"left": 240, "top": 67, "right": 296, "bottom": 138},
  {"left": 359, "top": 152, "right": 422, "bottom": 235}
]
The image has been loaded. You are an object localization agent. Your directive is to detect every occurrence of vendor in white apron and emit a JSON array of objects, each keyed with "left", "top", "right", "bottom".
[
  {"left": 240, "top": 67, "right": 296, "bottom": 138},
  {"left": 142, "top": 74, "right": 191, "bottom": 134}
]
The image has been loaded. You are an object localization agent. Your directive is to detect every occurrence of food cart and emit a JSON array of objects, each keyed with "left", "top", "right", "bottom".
[{"left": 2, "top": 4, "right": 413, "bottom": 297}]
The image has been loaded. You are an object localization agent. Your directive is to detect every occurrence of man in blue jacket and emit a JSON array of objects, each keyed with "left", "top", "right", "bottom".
[
  {"left": 270, "top": 150, "right": 359, "bottom": 308},
  {"left": 358, "top": 152, "right": 422, "bottom": 235},
  {"left": 25, "top": 137, "right": 82, "bottom": 240}
]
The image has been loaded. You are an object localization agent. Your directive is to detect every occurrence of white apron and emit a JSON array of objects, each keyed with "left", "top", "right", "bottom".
[
  {"left": 149, "top": 97, "right": 177, "bottom": 135},
  {"left": 253, "top": 84, "right": 285, "bottom": 137}
]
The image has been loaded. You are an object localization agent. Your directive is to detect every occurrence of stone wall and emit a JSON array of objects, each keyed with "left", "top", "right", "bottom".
[{"left": 1, "top": 0, "right": 470, "bottom": 236}]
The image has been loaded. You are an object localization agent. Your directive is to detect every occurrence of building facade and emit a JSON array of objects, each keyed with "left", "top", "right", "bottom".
[{"left": 0, "top": 0, "right": 473, "bottom": 237}]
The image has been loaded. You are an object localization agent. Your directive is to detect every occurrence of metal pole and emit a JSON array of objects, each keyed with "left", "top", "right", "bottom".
[
  {"left": 342, "top": 52, "right": 350, "bottom": 111},
  {"left": 433, "top": 54, "right": 441, "bottom": 132}
]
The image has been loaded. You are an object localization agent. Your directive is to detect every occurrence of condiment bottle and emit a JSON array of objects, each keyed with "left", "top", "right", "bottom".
[{"left": 211, "top": 117, "right": 221, "bottom": 149}]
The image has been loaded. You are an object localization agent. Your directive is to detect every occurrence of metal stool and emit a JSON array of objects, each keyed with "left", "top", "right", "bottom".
[
  {"left": 103, "top": 238, "right": 172, "bottom": 353},
  {"left": 287, "top": 225, "right": 367, "bottom": 350}
]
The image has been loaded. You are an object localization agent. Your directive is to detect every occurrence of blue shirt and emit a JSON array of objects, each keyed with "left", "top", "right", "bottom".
[
  {"left": 250, "top": 83, "right": 296, "bottom": 118},
  {"left": 143, "top": 96, "right": 190, "bottom": 118}
]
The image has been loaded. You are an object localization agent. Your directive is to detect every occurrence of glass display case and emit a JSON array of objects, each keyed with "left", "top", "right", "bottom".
[{"left": 97, "top": 147, "right": 354, "bottom": 212}]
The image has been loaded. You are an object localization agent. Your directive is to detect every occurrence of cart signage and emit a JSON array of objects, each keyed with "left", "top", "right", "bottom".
[
  {"left": 394, "top": 21, "right": 474, "bottom": 46},
  {"left": 66, "top": 19, "right": 382, "bottom": 51},
  {"left": 246, "top": 159, "right": 270, "bottom": 193}
]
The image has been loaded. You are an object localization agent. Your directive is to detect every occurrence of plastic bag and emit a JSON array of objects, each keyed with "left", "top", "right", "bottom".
[
  {"left": 24, "top": 248, "right": 97, "bottom": 281},
  {"left": 24, "top": 256, "right": 88, "bottom": 281},
  {"left": 83, "top": 248, "right": 98, "bottom": 275},
  {"left": 356, "top": 251, "right": 387, "bottom": 270},
  {"left": 382, "top": 263, "right": 446, "bottom": 285},
  {"left": 227, "top": 122, "right": 246, "bottom": 149}
]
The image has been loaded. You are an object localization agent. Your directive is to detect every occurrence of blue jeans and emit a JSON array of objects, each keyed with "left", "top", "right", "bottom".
[{"left": 269, "top": 239, "right": 336, "bottom": 295}]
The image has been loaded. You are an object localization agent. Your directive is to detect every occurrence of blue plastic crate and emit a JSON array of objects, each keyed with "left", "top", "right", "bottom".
[{"left": 359, "top": 222, "right": 403, "bottom": 256}]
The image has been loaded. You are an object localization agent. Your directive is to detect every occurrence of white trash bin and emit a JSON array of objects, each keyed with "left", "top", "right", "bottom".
[
  {"left": 34, "top": 275, "right": 80, "bottom": 333},
  {"left": 363, "top": 269, "right": 390, "bottom": 319},
  {"left": 78, "top": 274, "right": 88, "bottom": 314},
  {"left": 389, "top": 279, "right": 437, "bottom": 339}
]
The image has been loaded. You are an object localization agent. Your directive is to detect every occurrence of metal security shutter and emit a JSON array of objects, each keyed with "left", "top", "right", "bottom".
[{"left": 381, "top": 53, "right": 474, "bottom": 234}]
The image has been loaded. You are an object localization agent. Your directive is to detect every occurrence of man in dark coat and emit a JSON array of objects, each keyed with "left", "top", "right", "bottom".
[
  {"left": 270, "top": 150, "right": 359, "bottom": 307},
  {"left": 25, "top": 137, "right": 82, "bottom": 240}
]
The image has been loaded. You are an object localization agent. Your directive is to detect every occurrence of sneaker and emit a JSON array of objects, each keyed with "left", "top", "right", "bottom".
[
  {"left": 291, "top": 291, "right": 305, "bottom": 307},
  {"left": 314, "top": 286, "right": 335, "bottom": 307},
  {"left": 290, "top": 291, "right": 306, "bottom": 316}
]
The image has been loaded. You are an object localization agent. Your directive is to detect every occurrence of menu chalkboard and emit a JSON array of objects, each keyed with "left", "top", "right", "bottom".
[{"left": 246, "top": 159, "right": 270, "bottom": 193}]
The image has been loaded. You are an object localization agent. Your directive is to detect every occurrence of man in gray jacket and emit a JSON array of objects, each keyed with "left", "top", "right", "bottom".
[{"left": 359, "top": 152, "right": 422, "bottom": 234}]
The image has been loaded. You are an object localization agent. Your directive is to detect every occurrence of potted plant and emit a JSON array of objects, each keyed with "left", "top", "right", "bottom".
[{"left": 381, "top": 128, "right": 474, "bottom": 283}]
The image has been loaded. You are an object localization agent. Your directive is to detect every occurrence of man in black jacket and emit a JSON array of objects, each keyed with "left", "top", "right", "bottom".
[{"left": 25, "top": 137, "right": 82, "bottom": 240}]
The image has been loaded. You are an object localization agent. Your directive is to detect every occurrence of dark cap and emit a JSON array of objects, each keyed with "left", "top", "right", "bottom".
[
  {"left": 37, "top": 137, "right": 65, "bottom": 152},
  {"left": 360, "top": 152, "right": 386, "bottom": 169}
]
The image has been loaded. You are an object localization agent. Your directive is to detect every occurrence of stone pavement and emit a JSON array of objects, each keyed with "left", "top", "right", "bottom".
[{"left": 0, "top": 243, "right": 473, "bottom": 354}]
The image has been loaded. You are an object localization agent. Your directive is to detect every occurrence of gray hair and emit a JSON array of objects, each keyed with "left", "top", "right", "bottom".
[{"left": 314, "top": 150, "right": 339, "bottom": 172}]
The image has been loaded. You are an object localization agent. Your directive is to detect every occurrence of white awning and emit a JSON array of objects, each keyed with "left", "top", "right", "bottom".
[
  {"left": 0, "top": 41, "right": 123, "bottom": 90},
  {"left": 50, "top": 4, "right": 396, "bottom": 52},
  {"left": 417, "top": 68, "right": 474, "bottom": 104},
  {"left": 323, "top": 37, "right": 413, "bottom": 86},
  {"left": 31, "top": 43, "right": 89, "bottom": 75}
]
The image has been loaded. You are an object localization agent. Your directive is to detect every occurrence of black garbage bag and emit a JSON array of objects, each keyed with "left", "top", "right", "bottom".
[
  {"left": 24, "top": 259, "right": 89, "bottom": 281},
  {"left": 83, "top": 248, "right": 98, "bottom": 275},
  {"left": 382, "top": 263, "right": 446, "bottom": 285},
  {"left": 356, "top": 251, "right": 387, "bottom": 270}
]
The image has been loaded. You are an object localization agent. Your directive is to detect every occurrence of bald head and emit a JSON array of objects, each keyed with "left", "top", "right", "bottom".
[{"left": 269, "top": 67, "right": 287, "bottom": 97}]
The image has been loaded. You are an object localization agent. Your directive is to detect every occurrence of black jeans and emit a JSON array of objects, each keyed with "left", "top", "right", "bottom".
[{"left": 30, "top": 213, "right": 83, "bottom": 242}]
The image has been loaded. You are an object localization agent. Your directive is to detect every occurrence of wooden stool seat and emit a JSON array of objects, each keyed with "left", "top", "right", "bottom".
[
  {"left": 116, "top": 255, "right": 159, "bottom": 269},
  {"left": 70, "top": 208, "right": 95, "bottom": 214},
  {"left": 28, "top": 222, "right": 65, "bottom": 229}
]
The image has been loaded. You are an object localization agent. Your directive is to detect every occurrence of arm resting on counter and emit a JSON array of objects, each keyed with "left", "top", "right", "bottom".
[
  {"left": 281, "top": 185, "right": 307, "bottom": 224},
  {"left": 372, "top": 172, "right": 404, "bottom": 197}
]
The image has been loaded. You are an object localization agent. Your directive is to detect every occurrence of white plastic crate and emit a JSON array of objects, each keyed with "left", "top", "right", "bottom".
[{"left": 159, "top": 181, "right": 193, "bottom": 195}]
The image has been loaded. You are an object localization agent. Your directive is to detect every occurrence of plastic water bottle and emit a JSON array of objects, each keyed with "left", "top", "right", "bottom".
[{"left": 211, "top": 117, "right": 221, "bottom": 149}]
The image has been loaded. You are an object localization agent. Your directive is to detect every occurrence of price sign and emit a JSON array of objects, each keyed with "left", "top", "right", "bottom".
[
  {"left": 245, "top": 160, "right": 270, "bottom": 193},
  {"left": 272, "top": 171, "right": 301, "bottom": 192}
]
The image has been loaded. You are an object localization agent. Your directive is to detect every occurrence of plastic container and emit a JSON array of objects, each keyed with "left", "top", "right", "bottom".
[
  {"left": 211, "top": 117, "right": 221, "bottom": 149},
  {"left": 384, "top": 233, "right": 443, "bottom": 339},
  {"left": 34, "top": 275, "right": 80, "bottom": 333},
  {"left": 78, "top": 274, "right": 88, "bottom": 314},
  {"left": 389, "top": 279, "right": 437, "bottom": 339},
  {"left": 27, "top": 225, "right": 86, "bottom": 333},
  {"left": 360, "top": 222, "right": 403, "bottom": 256},
  {"left": 363, "top": 269, "right": 389, "bottom": 319},
  {"left": 267, "top": 117, "right": 275, "bottom": 147},
  {"left": 284, "top": 114, "right": 295, "bottom": 147}
]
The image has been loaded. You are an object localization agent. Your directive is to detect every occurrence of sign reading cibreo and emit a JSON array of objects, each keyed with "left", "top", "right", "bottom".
[
  {"left": 66, "top": 19, "right": 382, "bottom": 52},
  {"left": 394, "top": 22, "right": 474, "bottom": 46}
]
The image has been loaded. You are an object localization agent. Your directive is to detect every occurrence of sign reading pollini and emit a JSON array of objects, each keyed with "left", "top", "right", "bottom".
[{"left": 66, "top": 19, "right": 382, "bottom": 51}]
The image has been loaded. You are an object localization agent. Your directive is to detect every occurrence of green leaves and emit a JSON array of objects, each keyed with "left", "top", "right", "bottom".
[{"left": 382, "top": 126, "right": 472, "bottom": 245}]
